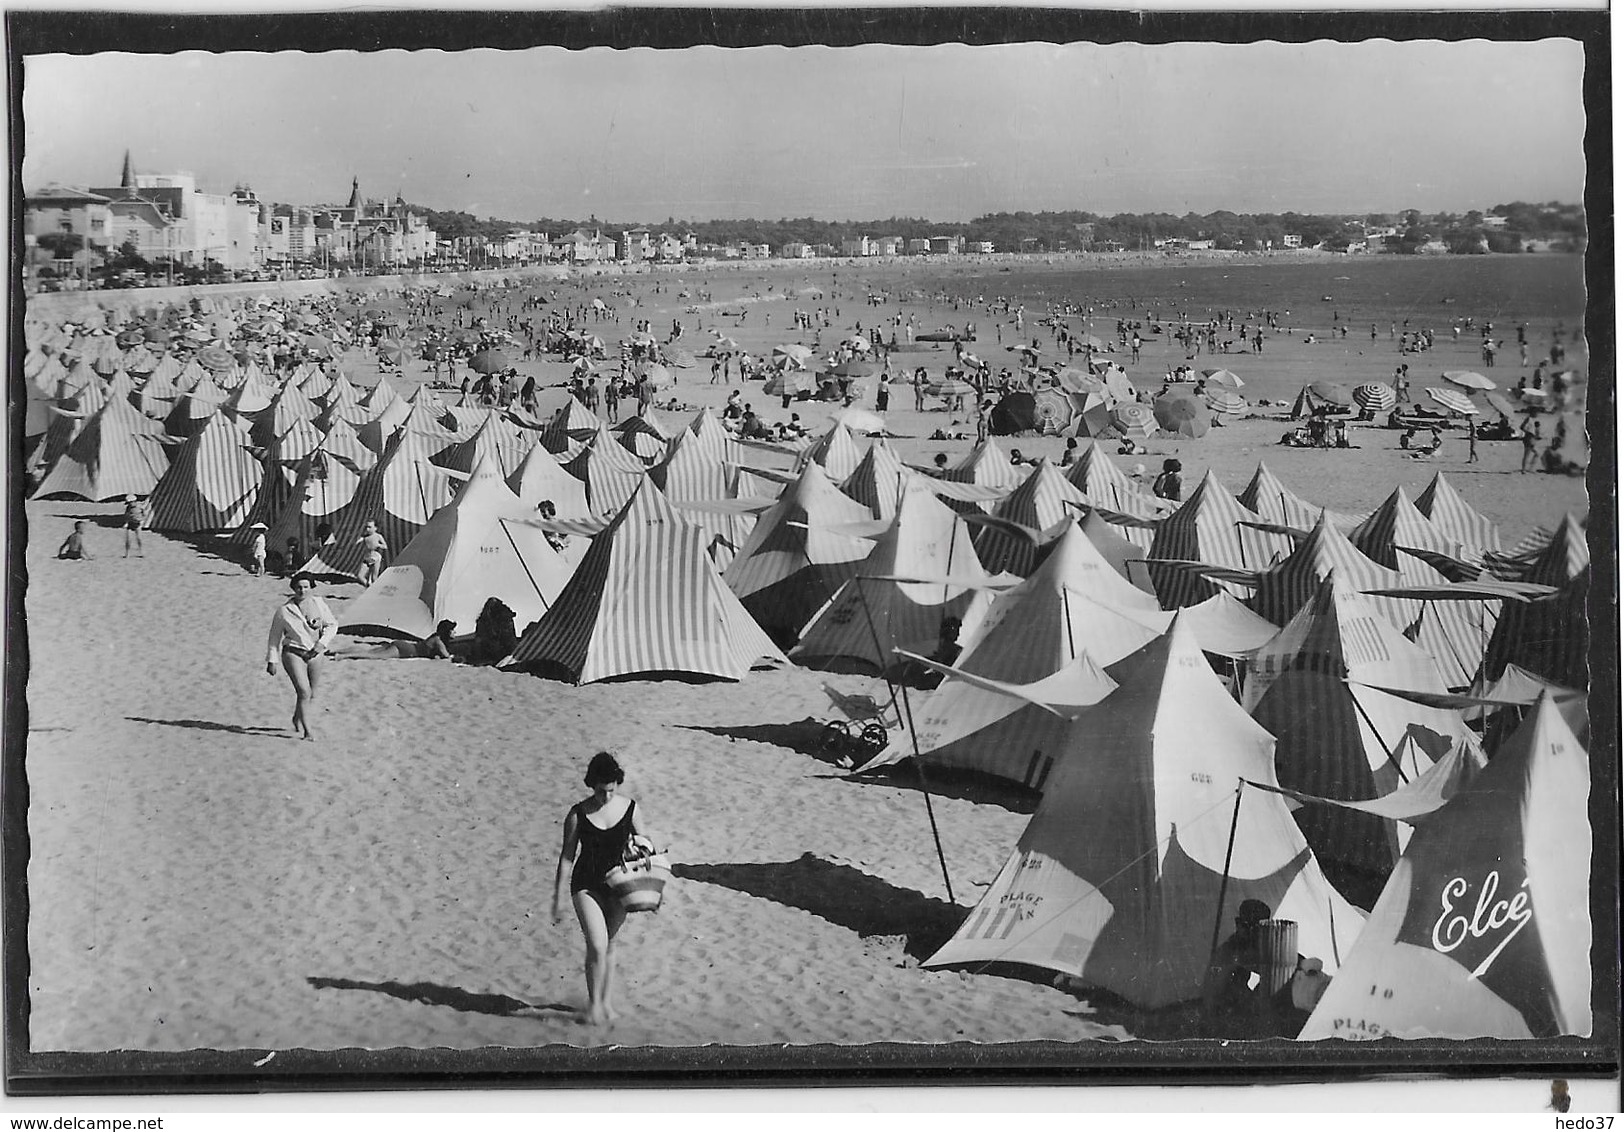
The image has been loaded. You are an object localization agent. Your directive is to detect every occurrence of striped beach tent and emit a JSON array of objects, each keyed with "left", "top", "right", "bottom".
[
  {"left": 1147, "top": 472, "right": 1292, "bottom": 608},
  {"left": 432, "top": 413, "right": 531, "bottom": 478},
  {"left": 1063, "top": 441, "right": 1163, "bottom": 550},
  {"left": 939, "top": 438, "right": 1027, "bottom": 513},
  {"left": 338, "top": 455, "right": 574, "bottom": 640},
  {"left": 1478, "top": 568, "right": 1588, "bottom": 691},
  {"left": 1301, "top": 695, "right": 1590, "bottom": 1039},
  {"left": 301, "top": 428, "right": 460, "bottom": 580},
  {"left": 972, "top": 458, "right": 1093, "bottom": 576},
  {"left": 148, "top": 412, "right": 264, "bottom": 533},
  {"left": 614, "top": 410, "right": 676, "bottom": 466},
  {"left": 954, "top": 529, "right": 1165, "bottom": 693},
  {"left": 508, "top": 479, "right": 786, "bottom": 684},
  {"left": 862, "top": 651, "right": 1118, "bottom": 785},
  {"left": 1250, "top": 514, "right": 1410, "bottom": 628},
  {"left": 924, "top": 615, "right": 1364, "bottom": 1009},
  {"left": 540, "top": 396, "right": 602, "bottom": 456},
  {"left": 220, "top": 372, "right": 274, "bottom": 419},
  {"left": 357, "top": 375, "right": 401, "bottom": 417},
  {"left": 163, "top": 384, "right": 227, "bottom": 441},
  {"left": 562, "top": 424, "right": 647, "bottom": 517},
  {"left": 1351, "top": 486, "right": 1497, "bottom": 688},
  {"left": 257, "top": 438, "right": 364, "bottom": 554},
  {"left": 650, "top": 430, "right": 756, "bottom": 570},
  {"left": 32, "top": 395, "right": 172, "bottom": 502},
  {"left": 1246, "top": 573, "right": 1479, "bottom": 904},
  {"left": 506, "top": 441, "right": 589, "bottom": 519},
  {"left": 839, "top": 437, "right": 916, "bottom": 521},
  {"left": 1522, "top": 512, "right": 1588, "bottom": 587},
  {"left": 1238, "top": 461, "right": 1361, "bottom": 534},
  {"left": 252, "top": 380, "right": 320, "bottom": 448},
  {"left": 319, "top": 417, "right": 380, "bottom": 476},
  {"left": 793, "top": 481, "right": 996, "bottom": 676},
  {"left": 358, "top": 399, "right": 457, "bottom": 458},
  {"left": 722, "top": 461, "right": 878, "bottom": 647},
  {"left": 686, "top": 408, "right": 745, "bottom": 466},
  {"left": 1415, "top": 472, "right": 1502, "bottom": 555},
  {"left": 794, "top": 419, "right": 866, "bottom": 483}
]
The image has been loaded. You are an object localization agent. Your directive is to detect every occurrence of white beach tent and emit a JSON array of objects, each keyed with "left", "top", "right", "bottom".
[
  {"left": 509, "top": 478, "right": 786, "bottom": 684},
  {"left": 792, "top": 479, "right": 997, "bottom": 675},
  {"left": 1299, "top": 695, "right": 1590, "bottom": 1039},
  {"left": 923, "top": 615, "right": 1364, "bottom": 1009},
  {"left": 338, "top": 454, "right": 574, "bottom": 640}
]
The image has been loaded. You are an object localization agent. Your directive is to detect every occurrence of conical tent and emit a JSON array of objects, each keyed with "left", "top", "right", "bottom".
[
  {"left": 33, "top": 395, "right": 172, "bottom": 501},
  {"left": 864, "top": 651, "right": 1118, "bottom": 784},
  {"left": 1064, "top": 441, "right": 1161, "bottom": 552},
  {"left": 148, "top": 412, "right": 263, "bottom": 533},
  {"left": 432, "top": 413, "right": 531, "bottom": 477},
  {"left": 1478, "top": 569, "right": 1588, "bottom": 690},
  {"left": 649, "top": 430, "right": 755, "bottom": 570},
  {"left": 940, "top": 438, "right": 1027, "bottom": 512},
  {"left": 1147, "top": 471, "right": 1292, "bottom": 608},
  {"left": 562, "top": 425, "right": 647, "bottom": 516},
  {"left": 338, "top": 455, "right": 574, "bottom": 640},
  {"left": 540, "top": 396, "right": 602, "bottom": 456},
  {"left": 1522, "top": 512, "right": 1588, "bottom": 587},
  {"left": 509, "top": 479, "right": 787, "bottom": 684},
  {"left": 1250, "top": 514, "right": 1412, "bottom": 629},
  {"left": 1351, "top": 486, "right": 1498, "bottom": 689},
  {"left": 1239, "top": 461, "right": 1361, "bottom": 534},
  {"left": 973, "top": 459, "right": 1094, "bottom": 576},
  {"left": 838, "top": 438, "right": 916, "bottom": 521},
  {"left": 686, "top": 408, "right": 745, "bottom": 465},
  {"left": 1415, "top": 472, "right": 1501, "bottom": 555},
  {"left": 302, "top": 429, "right": 459, "bottom": 579},
  {"left": 1247, "top": 574, "right": 1479, "bottom": 901},
  {"left": 924, "top": 616, "right": 1365, "bottom": 1009},
  {"left": 261, "top": 441, "right": 366, "bottom": 555},
  {"left": 793, "top": 482, "right": 996, "bottom": 675},
  {"left": 506, "top": 441, "right": 589, "bottom": 518},
  {"left": 1300, "top": 696, "right": 1591, "bottom": 1039},
  {"left": 722, "top": 461, "right": 878, "bottom": 646},
  {"left": 794, "top": 419, "right": 867, "bottom": 483}
]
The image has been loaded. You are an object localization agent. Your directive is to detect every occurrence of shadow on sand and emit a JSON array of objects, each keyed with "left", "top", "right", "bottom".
[
  {"left": 673, "top": 852, "right": 963, "bottom": 962},
  {"left": 127, "top": 716, "right": 290, "bottom": 737},
  {"left": 677, "top": 721, "right": 852, "bottom": 764},
  {"left": 306, "top": 976, "right": 575, "bottom": 1020}
]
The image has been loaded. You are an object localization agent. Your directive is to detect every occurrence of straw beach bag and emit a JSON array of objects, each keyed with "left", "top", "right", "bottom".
[{"left": 605, "top": 840, "right": 672, "bottom": 913}]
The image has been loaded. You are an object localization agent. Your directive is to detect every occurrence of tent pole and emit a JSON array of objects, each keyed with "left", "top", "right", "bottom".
[
  {"left": 1347, "top": 688, "right": 1412, "bottom": 784},
  {"left": 853, "top": 577, "right": 955, "bottom": 905},
  {"left": 1206, "top": 779, "right": 1246, "bottom": 967},
  {"left": 497, "top": 517, "right": 551, "bottom": 611}
]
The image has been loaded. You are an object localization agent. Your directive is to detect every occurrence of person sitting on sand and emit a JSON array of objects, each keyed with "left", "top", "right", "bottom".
[
  {"left": 552, "top": 751, "right": 655, "bottom": 1027},
  {"left": 468, "top": 597, "right": 519, "bottom": 666},
  {"left": 1203, "top": 898, "right": 1274, "bottom": 1024},
  {"left": 333, "top": 620, "right": 457, "bottom": 661},
  {"left": 57, "top": 520, "right": 92, "bottom": 561}
]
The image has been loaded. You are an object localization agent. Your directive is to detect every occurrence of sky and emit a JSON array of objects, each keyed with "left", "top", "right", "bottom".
[{"left": 22, "top": 38, "right": 1588, "bottom": 224}]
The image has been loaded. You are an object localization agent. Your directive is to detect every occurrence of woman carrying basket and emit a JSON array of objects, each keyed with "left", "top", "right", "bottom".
[{"left": 552, "top": 751, "right": 652, "bottom": 1026}]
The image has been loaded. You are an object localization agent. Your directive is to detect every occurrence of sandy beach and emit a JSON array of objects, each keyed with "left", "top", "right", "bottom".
[{"left": 22, "top": 253, "right": 1590, "bottom": 1054}]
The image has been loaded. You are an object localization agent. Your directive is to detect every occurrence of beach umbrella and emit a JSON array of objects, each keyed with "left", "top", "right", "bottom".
[
  {"left": 711, "top": 335, "right": 741, "bottom": 353},
  {"left": 1200, "top": 368, "right": 1245, "bottom": 388},
  {"left": 1308, "top": 381, "right": 1353, "bottom": 408},
  {"left": 1154, "top": 394, "right": 1210, "bottom": 438},
  {"left": 1205, "top": 390, "right": 1248, "bottom": 416},
  {"left": 926, "top": 376, "right": 977, "bottom": 397},
  {"left": 1032, "top": 388, "right": 1076, "bottom": 435},
  {"left": 773, "top": 343, "right": 814, "bottom": 369},
  {"left": 764, "top": 368, "right": 819, "bottom": 397},
  {"left": 626, "top": 331, "right": 657, "bottom": 347},
  {"left": 115, "top": 329, "right": 145, "bottom": 349},
  {"left": 1427, "top": 387, "right": 1480, "bottom": 416},
  {"left": 195, "top": 345, "right": 236, "bottom": 374},
  {"left": 377, "top": 338, "right": 408, "bottom": 365},
  {"left": 1076, "top": 334, "right": 1109, "bottom": 352},
  {"left": 1353, "top": 382, "right": 1398, "bottom": 414},
  {"left": 468, "top": 348, "right": 511, "bottom": 375},
  {"left": 827, "top": 360, "right": 880, "bottom": 379},
  {"left": 1443, "top": 370, "right": 1497, "bottom": 391},
  {"left": 1053, "top": 366, "right": 1105, "bottom": 396},
  {"left": 1484, "top": 391, "right": 1519, "bottom": 418},
  {"left": 844, "top": 334, "right": 869, "bottom": 350},
  {"left": 1011, "top": 344, "right": 1043, "bottom": 359},
  {"left": 1111, "top": 403, "right": 1157, "bottom": 439}
]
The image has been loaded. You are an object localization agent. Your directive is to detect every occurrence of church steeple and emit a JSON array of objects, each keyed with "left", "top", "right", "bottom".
[
  {"left": 346, "top": 176, "right": 362, "bottom": 210},
  {"left": 120, "top": 149, "right": 136, "bottom": 192}
]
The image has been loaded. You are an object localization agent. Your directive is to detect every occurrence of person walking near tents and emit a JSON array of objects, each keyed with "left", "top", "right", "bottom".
[
  {"left": 355, "top": 519, "right": 389, "bottom": 586},
  {"left": 1520, "top": 414, "right": 1543, "bottom": 473},
  {"left": 265, "top": 571, "right": 337, "bottom": 741},
  {"left": 122, "top": 494, "right": 150, "bottom": 558},
  {"left": 552, "top": 751, "right": 653, "bottom": 1027}
]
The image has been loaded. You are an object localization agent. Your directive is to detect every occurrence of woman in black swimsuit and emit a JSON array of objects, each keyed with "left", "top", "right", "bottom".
[{"left": 552, "top": 751, "right": 649, "bottom": 1026}]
